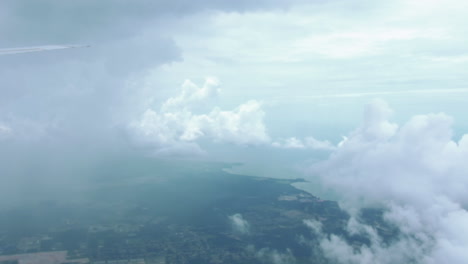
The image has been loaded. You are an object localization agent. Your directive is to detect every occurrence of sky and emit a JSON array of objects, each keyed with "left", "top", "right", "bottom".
[{"left": 1, "top": 0, "right": 468, "bottom": 263}]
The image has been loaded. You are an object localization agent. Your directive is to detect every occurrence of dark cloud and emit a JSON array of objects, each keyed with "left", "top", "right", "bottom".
[
  {"left": 0, "top": 0, "right": 306, "bottom": 45},
  {"left": 0, "top": 0, "right": 311, "bottom": 206}
]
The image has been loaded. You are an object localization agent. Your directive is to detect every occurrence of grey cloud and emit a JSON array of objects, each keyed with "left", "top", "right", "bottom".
[
  {"left": 0, "top": 0, "right": 310, "bottom": 134},
  {"left": 1, "top": 0, "right": 313, "bottom": 207},
  {"left": 0, "top": 0, "right": 308, "bottom": 45}
]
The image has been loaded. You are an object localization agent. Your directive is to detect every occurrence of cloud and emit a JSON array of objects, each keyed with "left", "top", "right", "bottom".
[
  {"left": 303, "top": 219, "right": 323, "bottom": 234},
  {"left": 273, "top": 137, "right": 305, "bottom": 149},
  {"left": 0, "top": 116, "right": 52, "bottom": 142},
  {"left": 271, "top": 88, "right": 468, "bottom": 104},
  {"left": 0, "top": 0, "right": 311, "bottom": 146},
  {"left": 272, "top": 137, "right": 336, "bottom": 151},
  {"left": 0, "top": 0, "right": 297, "bottom": 42},
  {"left": 0, "top": 123, "right": 12, "bottom": 139},
  {"left": 162, "top": 77, "right": 220, "bottom": 111},
  {"left": 229, "top": 213, "right": 250, "bottom": 235},
  {"left": 304, "top": 215, "right": 430, "bottom": 264},
  {"left": 305, "top": 99, "right": 468, "bottom": 263},
  {"left": 131, "top": 78, "right": 270, "bottom": 152},
  {"left": 202, "top": 100, "right": 270, "bottom": 144},
  {"left": 254, "top": 247, "right": 296, "bottom": 264},
  {"left": 0, "top": 45, "right": 89, "bottom": 55}
]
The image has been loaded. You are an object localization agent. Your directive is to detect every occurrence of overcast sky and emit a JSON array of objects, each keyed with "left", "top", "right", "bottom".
[{"left": 2, "top": 1, "right": 468, "bottom": 263}]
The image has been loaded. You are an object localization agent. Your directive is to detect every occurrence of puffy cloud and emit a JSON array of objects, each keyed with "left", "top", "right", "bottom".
[
  {"left": 162, "top": 78, "right": 220, "bottom": 111},
  {"left": 229, "top": 213, "right": 250, "bottom": 235},
  {"left": 305, "top": 99, "right": 468, "bottom": 263},
  {"left": 131, "top": 78, "right": 270, "bottom": 152},
  {"left": 360, "top": 99, "right": 398, "bottom": 141},
  {"left": 305, "top": 215, "right": 430, "bottom": 264},
  {"left": 201, "top": 100, "right": 270, "bottom": 144}
]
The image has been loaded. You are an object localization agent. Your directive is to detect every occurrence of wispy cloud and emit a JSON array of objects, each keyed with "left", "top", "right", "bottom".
[
  {"left": 272, "top": 137, "right": 335, "bottom": 151},
  {"left": 270, "top": 88, "right": 468, "bottom": 103},
  {"left": 0, "top": 45, "right": 89, "bottom": 55}
]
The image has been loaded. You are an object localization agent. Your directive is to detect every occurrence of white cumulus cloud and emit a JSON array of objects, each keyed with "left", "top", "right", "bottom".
[
  {"left": 131, "top": 78, "right": 270, "bottom": 153},
  {"left": 161, "top": 77, "right": 220, "bottom": 111},
  {"left": 305, "top": 99, "right": 468, "bottom": 264}
]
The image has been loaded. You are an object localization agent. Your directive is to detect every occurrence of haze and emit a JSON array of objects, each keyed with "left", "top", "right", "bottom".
[{"left": 1, "top": 0, "right": 468, "bottom": 263}]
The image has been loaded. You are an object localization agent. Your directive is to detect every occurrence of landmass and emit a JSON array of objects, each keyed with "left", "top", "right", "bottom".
[{"left": 0, "top": 162, "right": 392, "bottom": 264}]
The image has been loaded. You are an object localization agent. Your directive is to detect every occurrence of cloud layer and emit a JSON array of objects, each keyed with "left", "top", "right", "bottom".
[{"left": 2, "top": 3, "right": 468, "bottom": 262}]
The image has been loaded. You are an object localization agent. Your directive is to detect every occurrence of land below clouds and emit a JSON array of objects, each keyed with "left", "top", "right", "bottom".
[{"left": 0, "top": 158, "right": 390, "bottom": 263}]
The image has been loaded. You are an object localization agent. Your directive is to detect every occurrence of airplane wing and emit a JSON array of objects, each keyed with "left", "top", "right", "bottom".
[{"left": 0, "top": 45, "right": 89, "bottom": 55}]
